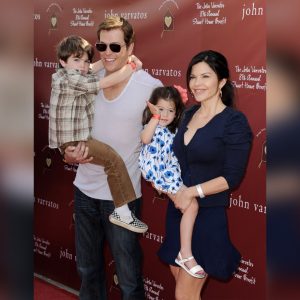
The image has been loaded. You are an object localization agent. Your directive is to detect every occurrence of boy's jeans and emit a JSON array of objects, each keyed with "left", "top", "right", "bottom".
[{"left": 74, "top": 187, "right": 145, "bottom": 300}]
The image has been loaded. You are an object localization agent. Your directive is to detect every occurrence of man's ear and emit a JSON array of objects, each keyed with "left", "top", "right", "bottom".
[{"left": 128, "top": 43, "right": 134, "bottom": 56}]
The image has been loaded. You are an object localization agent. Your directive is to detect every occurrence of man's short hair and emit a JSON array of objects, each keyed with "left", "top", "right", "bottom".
[{"left": 97, "top": 16, "right": 135, "bottom": 47}]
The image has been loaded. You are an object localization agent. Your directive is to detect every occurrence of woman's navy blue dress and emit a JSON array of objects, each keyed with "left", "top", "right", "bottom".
[{"left": 158, "top": 105, "right": 253, "bottom": 281}]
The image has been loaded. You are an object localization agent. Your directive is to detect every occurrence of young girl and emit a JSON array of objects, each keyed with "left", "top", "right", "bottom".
[{"left": 139, "top": 86, "right": 206, "bottom": 278}]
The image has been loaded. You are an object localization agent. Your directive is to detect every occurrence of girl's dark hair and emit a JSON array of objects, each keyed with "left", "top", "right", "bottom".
[
  {"left": 57, "top": 35, "right": 94, "bottom": 68},
  {"left": 186, "top": 50, "right": 235, "bottom": 107},
  {"left": 142, "top": 86, "right": 185, "bottom": 133}
]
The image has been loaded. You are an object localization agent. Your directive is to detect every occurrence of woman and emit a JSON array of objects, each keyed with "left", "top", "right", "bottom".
[{"left": 158, "top": 50, "right": 253, "bottom": 299}]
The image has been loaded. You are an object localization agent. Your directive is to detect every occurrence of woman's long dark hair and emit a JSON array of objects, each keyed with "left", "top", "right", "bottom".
[
  {"left": 186, "top": 50, "right": 235, "bottom": 107},
  {"left": 142, "top": 86, "right": 185, "bottom": 133}
]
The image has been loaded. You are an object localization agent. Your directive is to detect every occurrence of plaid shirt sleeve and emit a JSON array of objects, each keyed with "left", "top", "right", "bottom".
[{"left": 52, "top": 69, "right": 100, "bottom": 97}]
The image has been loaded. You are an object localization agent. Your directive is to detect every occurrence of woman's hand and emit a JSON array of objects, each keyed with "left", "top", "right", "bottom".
[
  {"left": 64, "top": 141, "right": 93, "bottom": 164},
  {"left": 168, "top": 187, "right": 194, "bottom": 213}
]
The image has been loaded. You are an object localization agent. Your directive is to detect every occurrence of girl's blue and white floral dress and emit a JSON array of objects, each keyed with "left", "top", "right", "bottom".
[{"left": 139, "top": 125, "right": 183, "bottom": 194}]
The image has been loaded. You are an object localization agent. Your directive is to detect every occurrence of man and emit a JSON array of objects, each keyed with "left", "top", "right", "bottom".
[{"left": 64, "top": 16, "right": 162, "bottom": 300}]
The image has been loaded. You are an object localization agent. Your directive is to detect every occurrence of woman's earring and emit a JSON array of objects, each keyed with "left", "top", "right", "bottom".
[{"left": 219, "top": 89, "right": 223, "bottom": 99}]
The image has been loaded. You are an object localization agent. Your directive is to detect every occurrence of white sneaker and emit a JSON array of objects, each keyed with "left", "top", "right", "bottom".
[{"left": 109, "top": 211, "right": 148, "bottom": 233}]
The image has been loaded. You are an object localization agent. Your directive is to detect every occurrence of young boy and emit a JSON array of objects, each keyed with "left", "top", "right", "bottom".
[{"left": 48, "top": 35, "right": 148, "bottom": 233}]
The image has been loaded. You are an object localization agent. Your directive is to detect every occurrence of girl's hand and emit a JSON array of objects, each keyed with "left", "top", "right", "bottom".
[
  {"left": 64, "top": 141, "right": 93, "bottom": 164},
  {"left": 129, "top": 55, "right": 143, "bottom": 70},
  {"left": 147, "top": 101, "right": 160, "bottom": 116}
]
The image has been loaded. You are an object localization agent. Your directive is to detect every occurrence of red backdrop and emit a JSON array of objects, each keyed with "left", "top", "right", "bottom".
[{"left": 34, "top": 1, "right": 266, "bottom": 299}]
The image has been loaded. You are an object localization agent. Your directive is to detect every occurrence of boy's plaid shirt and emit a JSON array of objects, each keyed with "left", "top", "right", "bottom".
[{"left": 48, "top": 68, "right": 99, "bottom": 148}]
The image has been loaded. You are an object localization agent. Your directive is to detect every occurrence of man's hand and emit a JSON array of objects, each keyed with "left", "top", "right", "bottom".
[{"left": 64, "top": 141, "right": 93, "bottom": 164}]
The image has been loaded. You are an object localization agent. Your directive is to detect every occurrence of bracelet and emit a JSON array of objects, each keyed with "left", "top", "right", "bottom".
[
  {"left": 152, "top": 114, "right": 161, "bottom": 120},
  {"left": 128, "top": 61, "right": 136, "bottom": 70},
  {"left": 196, "top": 184, "right": 205, "bottom": 198}
]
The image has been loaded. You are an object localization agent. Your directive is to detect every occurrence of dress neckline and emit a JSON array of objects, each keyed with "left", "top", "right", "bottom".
[{"left": 184, "top": 106, "right": 228, "bottom": 146}]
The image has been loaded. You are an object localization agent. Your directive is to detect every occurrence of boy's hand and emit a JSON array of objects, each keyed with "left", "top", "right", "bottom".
[
  {"left": 64, "top": 141, "right": 93, "bottom": 164},
  {"left": 130, "top": 55, "right": 143, "bottom": 70},
  {"left": 147, "top": 101, "right": 160, "bottom": 116}
]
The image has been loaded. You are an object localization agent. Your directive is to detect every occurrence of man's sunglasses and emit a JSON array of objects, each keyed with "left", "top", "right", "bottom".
[{"left": 95, "top": 42, "right": 126, "bottom": 53}]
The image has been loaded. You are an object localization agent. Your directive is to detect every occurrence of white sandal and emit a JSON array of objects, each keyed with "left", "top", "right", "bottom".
[{"left": 175, "top": 252, "right": 206, "bottom": 279}]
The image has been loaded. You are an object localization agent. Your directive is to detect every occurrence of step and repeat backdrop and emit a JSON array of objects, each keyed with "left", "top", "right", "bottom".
[{"left": 34, "top": 1, "right": 266, "bottom": 299}]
